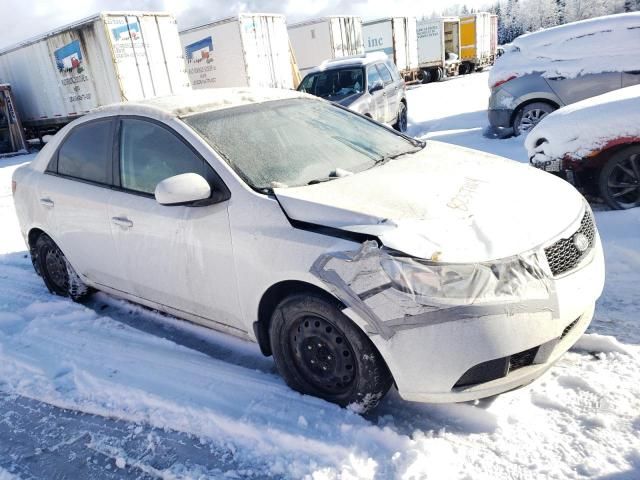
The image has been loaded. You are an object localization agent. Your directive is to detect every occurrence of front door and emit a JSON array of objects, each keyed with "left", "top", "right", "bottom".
[
  {"left": 376, "top": 62, "right": 399, "bottom": 124},
  {"left": 366, "top": 65, "right": 387, "bottom": 123},
  {"left": 108, "top": 117, "right": 244, "bottom": 331}
]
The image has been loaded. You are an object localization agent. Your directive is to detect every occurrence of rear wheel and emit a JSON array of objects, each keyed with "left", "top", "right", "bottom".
[
  {"left": 513, "top": 102, "right": 556, "bottom": 136},
  {"left": 421, "top": 69, "right": 432, "bottom": 84},
  {"left": 599, "top": 146, "right": 640, "bottom": 210},
  {"left": 394, "top": 102, "right": 408, "bottom": 132},
  {"left": 435, "top": 67, "right": 444, "bottom": 81},
  {"left": 269, "top": 294, "right": 392, "bottom": 412},
  {"left": 34, "top": 234, "right": 90, "bottom": 301}
]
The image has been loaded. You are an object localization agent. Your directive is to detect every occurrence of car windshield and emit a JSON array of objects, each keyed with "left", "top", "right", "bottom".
[
  {"left": 182, "top": 98, "right": 423, "bottom": 192},
  {"left": 298, "top": 68, "right": 365, "bottom": 101}
]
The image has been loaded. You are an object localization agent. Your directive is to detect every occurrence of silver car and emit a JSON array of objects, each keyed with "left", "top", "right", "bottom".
[
  {"left": 488, "top": 13, "right": 640, "bottom": 136},
  {"left": 297, "top": 53, "right": 408, "bottom": 132}
]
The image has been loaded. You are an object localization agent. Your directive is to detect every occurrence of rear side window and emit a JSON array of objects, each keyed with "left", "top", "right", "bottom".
[
  {"left": 57, "top": 120, "right": 112, "bottom": 184},
  {"left": 119, "top": 118, "right": 207, "bottom": 195},
  {"left": 376, "top": 63, "right": 393, "bottom": 85},
  {"left": 385, "top": 60, "right": 401, "bottom": 81}
]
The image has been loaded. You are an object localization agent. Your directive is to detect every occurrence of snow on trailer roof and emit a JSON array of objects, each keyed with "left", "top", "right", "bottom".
[
  {"left": 179, "top": 13, "right": 286, "bottom": 34},
  {"left": 489, "top": 12, "right": 640, "bottom": 88},
  {"left": 96, "top": 88, "right": 310, "bottom": 119},
  {"left": 0, "top": 11, "right": 174, "bottom": 55},
  {"left": 287, "top": 16, "right": 362, "bottom": 29},
  {"left": 526, "top": 84, "right": 640, "bottom": 161}
]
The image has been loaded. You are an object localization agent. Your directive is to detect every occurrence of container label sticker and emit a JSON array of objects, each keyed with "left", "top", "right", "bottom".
[
  {"left": 53, "top": 40, "right": 92, "bottom": 104},
  {"left": 110, "top": 21, "right": 141, "bottom": 42},
  {"left": 54, "top": 40, "right": 84, "bottom": 74},
  {"left": 185, "top": 36, "right": 216, "bottom": 87}
]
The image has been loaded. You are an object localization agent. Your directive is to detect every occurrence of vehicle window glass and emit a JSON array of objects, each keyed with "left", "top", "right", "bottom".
[
  {"left": 57, "top": 120, "right": 112, "bottom": 184},
  {"left": 183, "top": 99, "right": 422, "bottom": 191},
  {"left": 367, "top": 66, "right": 382, "bottom": 90},
  {"left": 385, "top": 60, "right": 401, "bottom": 81},
  {"left": 119, "top": 118, "right": 205, "bottom": 195},
  {"left": 297, "top": 68, "right": 364, "bottom": 100},
  {"left": 376, "top": 63, "right": 393, "bottom": 85}
]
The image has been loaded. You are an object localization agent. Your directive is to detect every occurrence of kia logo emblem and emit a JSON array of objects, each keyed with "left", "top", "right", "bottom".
[{"left": 573, "top": 233, "right": 589, "bottom": 252}]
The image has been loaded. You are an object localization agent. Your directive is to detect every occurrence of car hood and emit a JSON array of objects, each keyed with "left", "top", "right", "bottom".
[{"left": 274, "top": 141, "right": 585, "bottom": 263}]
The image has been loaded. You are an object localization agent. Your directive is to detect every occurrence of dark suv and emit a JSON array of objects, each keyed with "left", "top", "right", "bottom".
[{"left": 297, "top": 52, "right": 408, "bottom": 132}]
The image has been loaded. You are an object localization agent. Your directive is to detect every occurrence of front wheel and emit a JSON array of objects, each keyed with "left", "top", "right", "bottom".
[
  {"left": 599, "top": 146, "right": 640, "bottom": 210},
  {"left": 269, "top": 294, "right": 392, "bottom": 412},
  {"left": 34, "top": 234, "right": 90, "bottom": 301},
  {"left": 512, "top": 102, "right": 556, "bottom": 136},
  {"left": 394, "top": 102, "right": 408, "bottom": 132}
]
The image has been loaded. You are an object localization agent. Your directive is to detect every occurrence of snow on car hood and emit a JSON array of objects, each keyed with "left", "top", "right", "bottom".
[
  {"left": 274, "top": 141, "right": 584, "bottom": 263},
  {"left": 489, "top": 13, "right": 640, "bottom": 88},
  {"left": 526, "top": 85, "right": 640, "bottom": 162}
]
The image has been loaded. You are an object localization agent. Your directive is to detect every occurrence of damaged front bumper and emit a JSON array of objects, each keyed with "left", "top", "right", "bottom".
[{"left": 310, "top": 214, "right": 605, "bottom": 403}]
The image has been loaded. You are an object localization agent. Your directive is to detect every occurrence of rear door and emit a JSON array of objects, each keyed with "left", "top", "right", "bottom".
[
  {"left": 40, "top": 118, "right": 122, "bottom": 287},
  {"left": 366, "top": 64, "right": 386, "bottom": 122},
  {"left": 376, "top": 62, "right": 398, "bottom": 123},
  {"left": 107, "top": 117, "right": 243, "bottom": 330},
  {"left": 546, "top": 72, "right": 622, "bottom": 105}
]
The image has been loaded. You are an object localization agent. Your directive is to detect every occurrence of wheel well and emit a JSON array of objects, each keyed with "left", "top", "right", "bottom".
[
  {"left": 510, "top": 98, "right": 560, "bottom": 125},
  {"left": 254, "top": 281, "right": 344, "bottom": 356},
  {"left": 28, "top": 228, "right": 45, "bottom": 249}
]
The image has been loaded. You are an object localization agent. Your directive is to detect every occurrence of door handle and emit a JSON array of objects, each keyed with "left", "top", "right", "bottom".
[
  {"left": 39, "top": 198, "right": 54, "bottom": 208},
  {"left": 111, "top": 216, "right": 133, "bottom": 229}
]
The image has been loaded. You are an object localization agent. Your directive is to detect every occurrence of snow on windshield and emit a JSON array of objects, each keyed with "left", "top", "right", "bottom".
[
  {"left": 526, "top": 84, "right": 640, "bottom": 160},
  {"left": 489, "top": 13, "right": 640, "bottom": 88}
]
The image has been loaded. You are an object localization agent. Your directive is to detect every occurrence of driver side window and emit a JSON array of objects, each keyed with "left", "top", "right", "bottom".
[
  {"left": 367, "top": 66, "right": 382, "bottom": 91},
  {"left": 119, "top": 118, "right": 206, "bottom": 195}
]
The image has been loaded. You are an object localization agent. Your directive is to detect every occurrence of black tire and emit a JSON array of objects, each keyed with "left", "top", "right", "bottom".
[
  {"left": 393, "top": 101, "right": 408, "bottom": 132},
  {"left": 269, "top": 294, "right": 392, "bottom": 412},
  {"left": 34, "top": 234, "right": 90, "bottom": 301},
  {"left": 512, "top": 102, "right": 556, "bottom": 136},
  {"left": 421, "top": 69, "right": 432, "bottom": 84},
  {"left": 598, "top": 145, "right": 640, "bottom": 210},
  {"left": 435, "top": 67, "right": 443, "bottom": 81}
]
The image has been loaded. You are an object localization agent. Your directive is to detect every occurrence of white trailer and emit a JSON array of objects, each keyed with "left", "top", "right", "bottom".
[
  {"left": 416, "top": 17, "right": 461, "bottom": 82},
  {"left": 288, "top": 17, "right": 364, "bottom": 75},
  {"left": 0, "top": 11, "right": 190, "bottom": 137},
  {"left": 180, "top": 14, "right": 293, "bottom": 90},
  {"left": 362, "top": 17, "right": 420, "bottom": 82}
]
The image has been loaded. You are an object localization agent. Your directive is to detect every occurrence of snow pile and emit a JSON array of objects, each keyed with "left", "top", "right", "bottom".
[
  {"left": 489, "top": 13, "right": 640, "bottom": 88},
  {"left": 525, "top": 85, "right": 640, "bottom": 161}
]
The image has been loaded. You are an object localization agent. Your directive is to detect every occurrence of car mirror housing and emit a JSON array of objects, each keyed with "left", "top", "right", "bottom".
[
  {"left": 154, "top": 173, "right": 211, "bottom": 206},
  {"left": 369, "top": 82, "right": 384, "bottom": 94}
]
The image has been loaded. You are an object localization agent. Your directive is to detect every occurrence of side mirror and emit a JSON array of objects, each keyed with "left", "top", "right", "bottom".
[
  {"left": 154, "top": 173, "right": 211, "bottom": 206},
  {"left": 369, "top": 81, "right": 384, "bottom": 93}
]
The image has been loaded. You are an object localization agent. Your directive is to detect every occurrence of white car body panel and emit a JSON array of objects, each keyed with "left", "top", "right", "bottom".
[{"left": 12, "top": 89, "right": 605, "bottom": 404}]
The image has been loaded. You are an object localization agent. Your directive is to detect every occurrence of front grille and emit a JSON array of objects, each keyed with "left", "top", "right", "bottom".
[
  {"left": 509, "top": 346, "right": 539, "bottom": 371},
  {"left": 561, "top": 317, "right": 580, "bottom": 340},
  {"left": 544, "top": 210, "right": 595, "bottom": 276}
]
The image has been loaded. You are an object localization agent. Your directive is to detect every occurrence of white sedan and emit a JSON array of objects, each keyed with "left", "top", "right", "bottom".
[{"left": 12, "top": 88, "right": 605, "bottom": 412}]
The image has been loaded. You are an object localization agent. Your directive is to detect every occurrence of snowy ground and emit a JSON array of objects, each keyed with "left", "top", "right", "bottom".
[{"left": 1, "top": 71, "right": 639, "bottom": 479}]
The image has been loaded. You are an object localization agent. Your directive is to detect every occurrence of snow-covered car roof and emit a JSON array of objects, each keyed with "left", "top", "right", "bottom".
[
  {"left": 305, "top": 52, "right": 389, "bottom": 75},
  {"left": 489, "top": 12, "right": 640, "bottom": 88},
  {"left": 96, "top": 88, "right": 311, "bottom": 118},
  {"left": 526, "top": 84, "right": 640, "bottom": 161}
]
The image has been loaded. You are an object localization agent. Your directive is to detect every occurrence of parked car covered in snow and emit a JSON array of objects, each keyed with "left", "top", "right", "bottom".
[
  {"left": 297, "top": 52, "right": 408, "bottom": 131},
  {"left": 488, "top": 13, "right": 640, "bottom": 136},
  {"left": 528, "top": 85, "right": 640, "bottom": 210},
  {"left": 12, "top": 89, "right": 604, "bottom": 411}
]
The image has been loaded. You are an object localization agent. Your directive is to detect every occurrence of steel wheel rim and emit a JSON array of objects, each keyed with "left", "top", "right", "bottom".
[
  {"left": 519, "top": 108, "right": 550, "bottom": 133},
  {"left": 608, "top": 153, "right": 640, "bottom": 208},
  {"left": 288, "top": 314, "right": 357, "bottom": 395},
  {"left": 44, "top": 246, "right": 69, "bottom": 292}
]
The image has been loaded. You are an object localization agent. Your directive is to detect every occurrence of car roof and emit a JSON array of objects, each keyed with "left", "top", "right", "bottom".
[
  {"left": 96, "top": 87, "right": 311, "bottom": 119},
  {"left": 305, "top": 52, "right": 389, "bottom": 75}
]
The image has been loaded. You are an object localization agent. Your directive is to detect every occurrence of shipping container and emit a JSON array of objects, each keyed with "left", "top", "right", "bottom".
[
  {"left": 288, "top": 17, "right": 364, "bottom": 74},
  {"left": 416, "top": 17, "right": 461, "bottom": 82},
  {"left": 0, "top": 84, "right": 28, "bottom": 156},
  {"left": 0, "top": 11, "right": 190, "bottom": 137},
  {"left": 180, "top": 14, "right": 293, "bottom": 90},
  {"left": 459, "top": 12, "right": 492, "bottom": 74},
  {"left": 362, "top": 17, "right": 420, "bottom": 82},
  {"left": 490, "top": 14, "right": 498, "bottom": 60}
]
